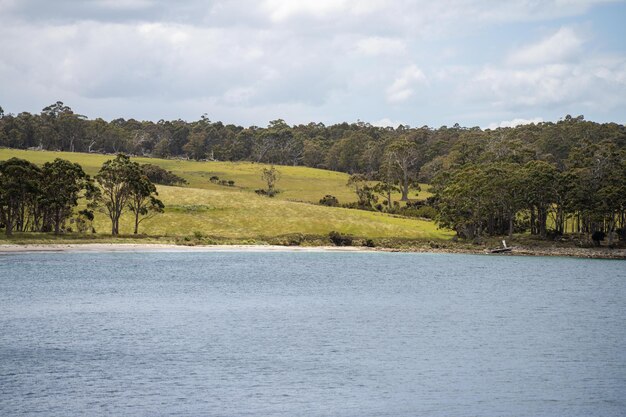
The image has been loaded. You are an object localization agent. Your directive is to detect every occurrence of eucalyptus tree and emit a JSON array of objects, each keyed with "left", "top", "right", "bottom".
[
  {"left": 521, "top": 160, "right": 559, "bottom": 238},
  {"left": 347, "top": 174, "right": 377, "bottom": 209},
  {"left": 261, "top": 165, "right": 281, "bottom": 197},
  {"left": 127, "top": 171, "right": 164, "bottom": 234},
  {"left": 95, "top": 154, "right": 160, "bottom": 235},
  {"left": 40, "top": 158, "right": 97, "bottom": 234},
  {"left": 183, "top": 129, "right": 208, "bottom": 160},
  {"left": 385, "top": 137, "right": 421, "bottom": 200},
  {"left": 0, "top": 158, "right": 41, "bottom": 235}
]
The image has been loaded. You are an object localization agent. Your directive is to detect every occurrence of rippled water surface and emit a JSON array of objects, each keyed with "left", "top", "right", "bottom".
[{"left": 1, "top": 251, "right": 625, "bottom": 416}]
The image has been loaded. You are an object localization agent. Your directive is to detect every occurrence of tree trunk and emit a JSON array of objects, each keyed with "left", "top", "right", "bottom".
[
  {"left": 538, "top": 206, "right": 547, "bottom": 238},
  {"left": 5, "top": 211, "right": 12, "bottom": 236},
  {"left": 134, "top": 212, "right": 139, "bottom": 234},
  {"left": 401, "top": 173, "right": 409, "bottom": 201},
  {"left": 508, "top": 214, "right": 514, "bottom": 239},
  {"left": 111, "top": 216, "right": 119, "bottom": 236},
  {"left": 54, "top": 209, "right": 61, "bottom": 235}
]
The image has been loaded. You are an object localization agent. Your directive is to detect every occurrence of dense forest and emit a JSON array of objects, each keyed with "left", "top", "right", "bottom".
[{"left": 1, "top": 102, "right": 625, "bottom": 243}]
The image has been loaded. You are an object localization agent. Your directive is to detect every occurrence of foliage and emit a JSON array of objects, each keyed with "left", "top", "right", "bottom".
[
  {"left": 347, "top": 174, "right": 377, "bottom": 209},
  {"left": 0, "top": 158, "right": 42, "bottom": 235},
  {"left": 319, "top": 194, "right": 339, "bottom": 207},
  {"left": 0, "top": 157, "right": 95, "bottom": 235},
  {"left": 95, "top": 154, "right": 163, "bottom": 235},
  {"left": 432, "top": 145, "right": 626, "bottom": 242},
  {"left": 3, "top": 103, "right": 623, "bottom": 186},
  {"left": 261, "top": 165, "right": 281, "bottom": 197},
  {"left": 384, "top": 137, "right": 422, "bottom": 200},
  {"left": 141, "top": 163, "right": 187, "bottom": 186},
  {"left": 127, "top": 169, "right": 165, "bottom": 234},
  {"left": 329, "top": 231, "right": 353, "bottom": 246},
  {"left": 591, "top": 230, "right": 606, "bottom": 246},
  {"left": 41, "top": 158, "right": 97, "bottom": 234}
]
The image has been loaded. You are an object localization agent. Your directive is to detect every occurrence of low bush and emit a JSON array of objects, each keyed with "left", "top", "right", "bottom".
[
  {"left": 363, "top": 239, "right": 375, "bottom": 247},
  {"left": 141, "top": 164, "right": 187, "bottom": 186},
  {"left": 319, "top": 194, "right": 339, "bottom": 207},
  {"left": 329, "top": 231, "right": 353, "bottom": 246},
  {"left": 255, "top": 189, "right": 279, "bottom": 197},
  {"left": 592, "top": 230, "right": 606, "bottom": 246}
]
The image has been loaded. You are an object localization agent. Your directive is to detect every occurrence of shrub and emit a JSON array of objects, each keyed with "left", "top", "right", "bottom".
[
  {"left": 399, "top": 204, "right": 437, "bottom": 220},
  {"left": 341, "top": 202, "right": 375, "bottom": 211},
  {"left": 329, "top": 231, "right": 353, "bottom": 246},
  {"left": 363, "top": 239, "right": 375, "bottom": 247},
  {"left": 141, "top": 164, "right": 187, "bottom": 186},
  {"left": 255, "top": 188, "right": 279, "bottom": 197},
  {"left": 413, "top": 206, "right": 437, "bottom": 219},
  {"left": 284, "top": 233, "right": 304, "bottom": 246},
  {"left": 592, "top": 230, "right": 606, "bottom": 246},
  {"left": 227, "top": 180, "right": 235, "bottom": 186},
  {"left": 209, "top": 176, "right": 219, "bottom": 183},
  {"left": 405, "top": 200, "right": 425, "bottom": 209},
  {"left": 319, "top": 194, "right": 339, "bottom": 207}
]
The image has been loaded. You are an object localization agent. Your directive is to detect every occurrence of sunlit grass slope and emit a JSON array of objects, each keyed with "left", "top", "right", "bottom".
[
  {"left": 0, "top": 148, "right": 445, "bottom": 240},
  {"left": 0, "top": 149, "right": 358, "bottom": 203},
  {"left": 0, "top": 149, "right": 432, "bottom": 203},
  {"left": 106, "top": 186, "right": 449, "bottom": 239}
]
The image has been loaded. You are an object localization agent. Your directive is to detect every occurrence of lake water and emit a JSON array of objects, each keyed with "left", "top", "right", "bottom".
[{"left": 0, "top": 251, "right": 625, "bottom": 416}]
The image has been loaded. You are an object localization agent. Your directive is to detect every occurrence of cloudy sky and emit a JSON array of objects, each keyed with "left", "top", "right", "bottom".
[{"left": 1, "top": 0, "right": 625, "bottom": 128}]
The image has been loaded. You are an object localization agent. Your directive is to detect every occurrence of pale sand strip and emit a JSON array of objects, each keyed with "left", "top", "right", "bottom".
[
  {"left": 0, "top": 243, "right": 624, "bottom": 259},
  {"left": 0, "top": 243, "right": 374, "bottom": 253}
]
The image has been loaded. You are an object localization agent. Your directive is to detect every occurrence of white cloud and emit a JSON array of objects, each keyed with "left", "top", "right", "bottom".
[
  {"left": 261, "top": 0, "right": 388, "bottom": 22},
  {"left": 262, "top": 0, "right": 349, "bottom": 21},
  {"left": 487, "top": 117, "right": 543, "bottom": 129},
  {"left": 372, "top": 118, "right": 407, "bottom": 128},
  {"left": 458, "top": 25, "right": 626, "bottom": 117},
  {"left": 508, "top": 27, "right": 584, "bottom": 66},
  {"left": 386, "top": 65, "right": 427, "bottom": 103},
  {"left": 355, "top": 36, "right": 406, "bottom": 56},
  {"left": 469, "top": 56, "right": 626, "bottom": 111},
  {"left": 93, "top": 0, "right": 153, "bottom": 11}
]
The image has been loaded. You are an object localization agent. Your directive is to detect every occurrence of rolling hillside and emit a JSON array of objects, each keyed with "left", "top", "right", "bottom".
[{"left": 0, "top": 149, "right": 447, "bottom": 242}]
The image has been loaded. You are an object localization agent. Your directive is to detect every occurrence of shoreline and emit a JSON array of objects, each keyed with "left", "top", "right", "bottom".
[
  {"left": 0, "top": 243, "right": 374, "bottom": 254},
  {"left": 0, "top": 243, "right": 624, "bottom": 259}
]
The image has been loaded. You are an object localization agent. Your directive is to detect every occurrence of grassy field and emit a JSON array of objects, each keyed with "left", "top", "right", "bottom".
[
  {"left": 0, "top": 149, "right": 432, "bottom": 203},
  {"left": 0, "top": 148, "right": 447, "bottom": 242}
]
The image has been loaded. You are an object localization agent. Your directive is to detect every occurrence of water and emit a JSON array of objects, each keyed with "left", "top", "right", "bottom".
[{"left": 1, "top": 251, "right": 625, "bottom": 416}]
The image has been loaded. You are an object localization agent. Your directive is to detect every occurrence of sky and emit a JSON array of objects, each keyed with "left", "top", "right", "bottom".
[{"left": 1, "top": 0, "right": 625, "bottom": 129}]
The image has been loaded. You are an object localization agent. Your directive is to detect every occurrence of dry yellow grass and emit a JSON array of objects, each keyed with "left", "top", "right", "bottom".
[{"left": 0, "top": 148, "right": 448, "bottom": 240}]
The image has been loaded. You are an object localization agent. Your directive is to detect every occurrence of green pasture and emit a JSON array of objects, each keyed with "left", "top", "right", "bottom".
[
  {"left": 106, "top": 186, "right": 449, "bottom": 239},
  {"left": 0, "top": 148, "right": 446, "bottom": 241},
  {"left": 0, "top": 149, "right": 431, "bottom": 203}
]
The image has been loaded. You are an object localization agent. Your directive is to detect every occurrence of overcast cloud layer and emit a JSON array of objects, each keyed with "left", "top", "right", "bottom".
[{"left": 1, "top": 0, "right": 625, "bottom": 128}]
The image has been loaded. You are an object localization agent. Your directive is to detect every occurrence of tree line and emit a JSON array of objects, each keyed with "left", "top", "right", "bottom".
[
  {"left": 2, "top": 103, "right": 623, "bottom": 175},
  {"left": 0, "top": 155, "right": 166, "bottom": 236}
]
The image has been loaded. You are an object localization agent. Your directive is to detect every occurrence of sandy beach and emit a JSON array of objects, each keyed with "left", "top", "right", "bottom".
[
  {"left": 0, "top": 243, "right": 624, "bottom": 259},
  {"left": 0, "top": 243, "right": 375, "bottom": 253}
]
